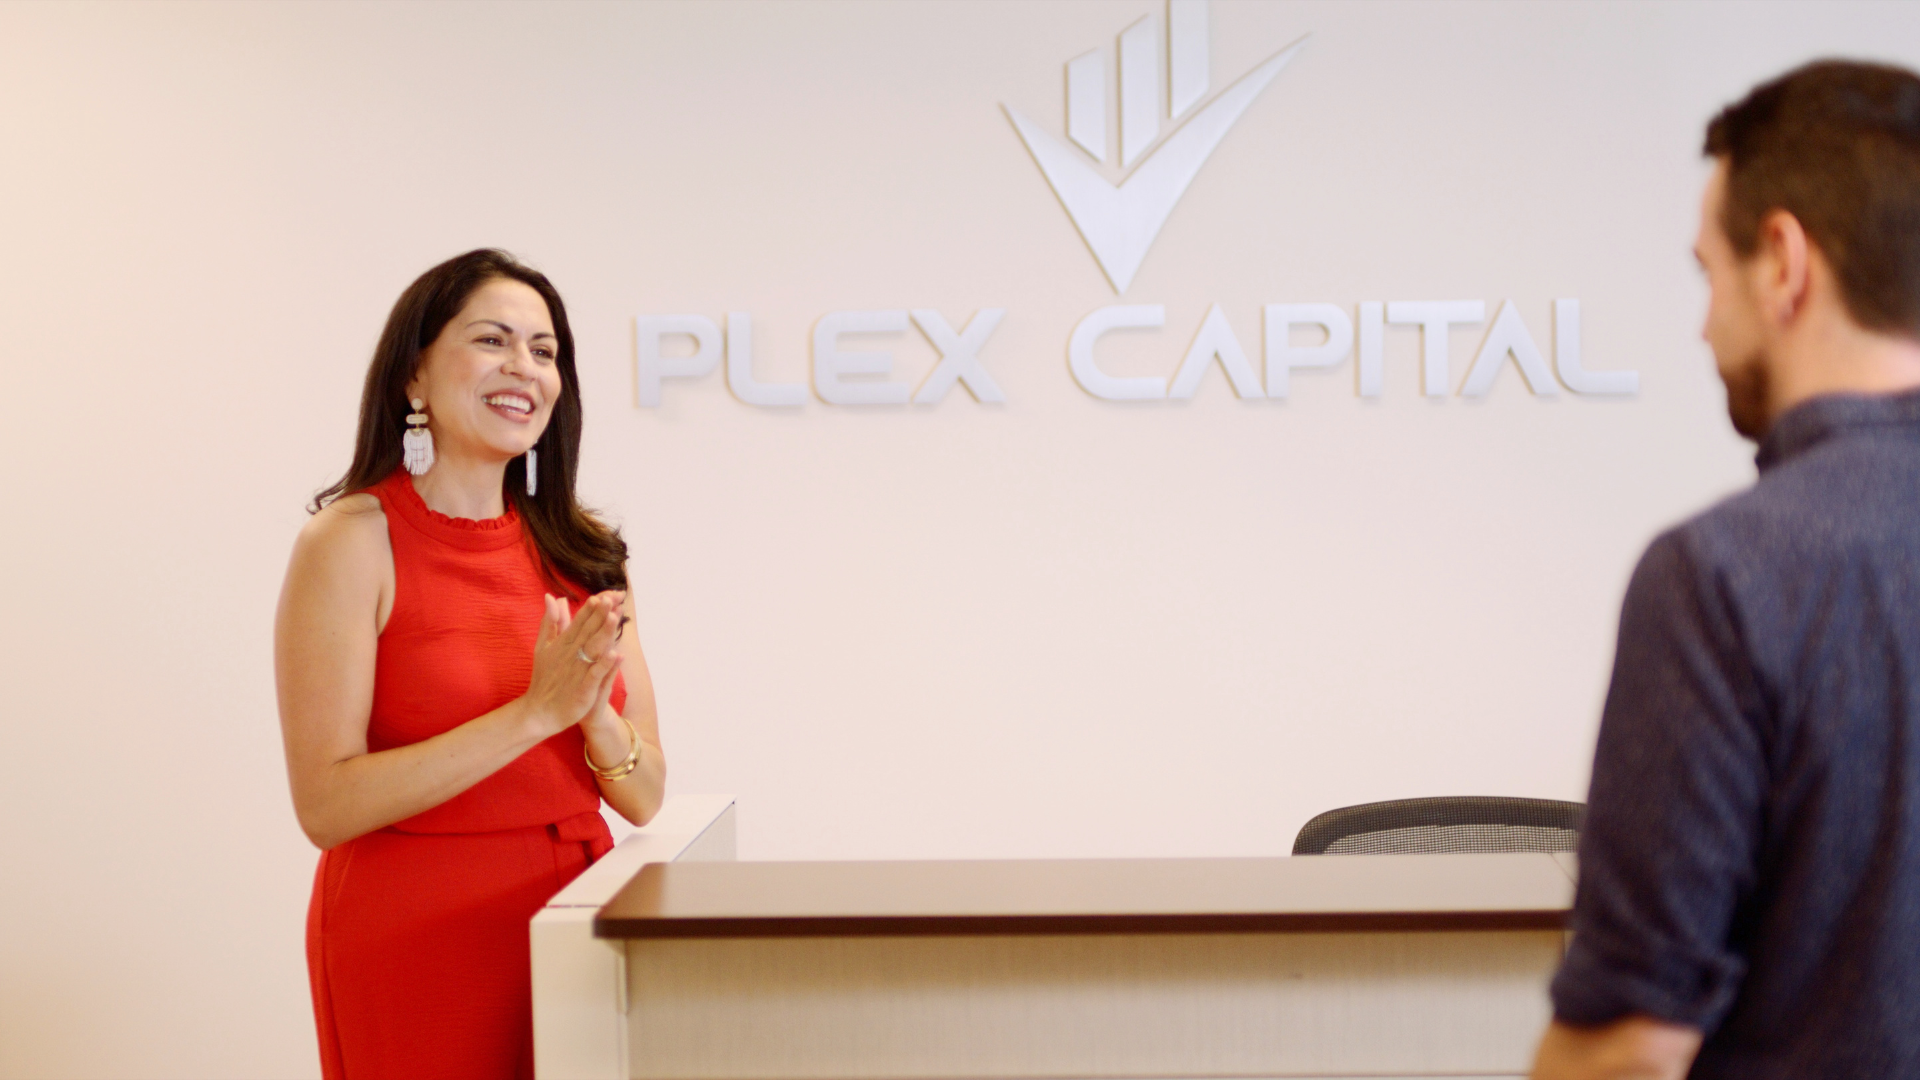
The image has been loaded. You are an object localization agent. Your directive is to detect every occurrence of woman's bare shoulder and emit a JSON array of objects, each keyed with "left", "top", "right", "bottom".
[{"left": 291, "top": 493, "right": 389, "bottom": 576}]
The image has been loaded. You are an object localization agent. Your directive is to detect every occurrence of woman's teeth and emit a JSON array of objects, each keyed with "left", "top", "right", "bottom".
[{"left": 483, "top": 395, "right": 532, "bottom": 414}]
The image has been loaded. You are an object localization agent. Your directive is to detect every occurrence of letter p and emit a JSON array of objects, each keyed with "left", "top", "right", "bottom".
[{"left": 636, "top": 315, "right": 722, "bottom": 407}]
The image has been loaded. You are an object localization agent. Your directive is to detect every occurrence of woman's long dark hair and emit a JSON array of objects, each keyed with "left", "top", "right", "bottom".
[{"left": 311, "top": 249, "right": 628, "bottom": 596}]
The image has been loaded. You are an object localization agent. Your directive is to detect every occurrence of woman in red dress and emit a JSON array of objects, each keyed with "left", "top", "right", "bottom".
[{"left": 274, "top": 250, "right": 666, "bottom": 1080}]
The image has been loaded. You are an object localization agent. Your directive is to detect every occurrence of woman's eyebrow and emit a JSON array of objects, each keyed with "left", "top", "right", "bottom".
[{"left": 462, "top": 319, "right": 555, "bottom": 341}]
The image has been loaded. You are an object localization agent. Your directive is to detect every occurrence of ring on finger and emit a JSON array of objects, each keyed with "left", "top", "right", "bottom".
[{"left": 576, "top": 647, "right": 594, "bottom": 663}]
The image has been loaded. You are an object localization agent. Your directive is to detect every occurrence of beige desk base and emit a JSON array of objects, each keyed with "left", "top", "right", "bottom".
[
  {"left": 533, "top": 796, "right": 740, "bottom": 1080},
  {"left": 624, "top": 928, "right": 1557, "bottom": 1080}
]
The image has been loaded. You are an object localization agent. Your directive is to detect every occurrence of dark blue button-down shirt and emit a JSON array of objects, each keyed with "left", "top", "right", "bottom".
[{"left": 1552, "top": 390, "right": 1920, "bottom": 1078}]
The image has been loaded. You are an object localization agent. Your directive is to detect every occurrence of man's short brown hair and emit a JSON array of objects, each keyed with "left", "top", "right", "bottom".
[{"left": 1706, "top": 60, "right": 1920, "bottom": 338}]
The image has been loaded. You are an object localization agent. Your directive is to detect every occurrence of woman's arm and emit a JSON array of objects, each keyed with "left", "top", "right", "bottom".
[
  {"left": 274, "top": 498, "right": 625, "bottom": 850},
  {"left": 581, "top": 588, "right": 667, "bottom": 826}
]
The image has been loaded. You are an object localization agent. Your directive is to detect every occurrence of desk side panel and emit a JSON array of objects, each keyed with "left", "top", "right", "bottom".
[
  {"left": 535, "top": 795, "right": 736, "bottom": 1080},
  {"left": 531, "top": 908, "right": 625, "bottom": 1080},
  {"left": 624, "top": 929, "right": 1560, "bottom": 1079}
]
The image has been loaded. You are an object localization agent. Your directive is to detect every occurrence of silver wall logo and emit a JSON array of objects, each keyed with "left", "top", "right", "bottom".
[
  {"left": 1010, "top": 1, "right": 1639, "bottom": 401},
  {"left": 1005, "top": 1, "right": 1303, "bottom": 293},
  {"left": 633, "top": 0, "right": 1640, "bottom": 408}
]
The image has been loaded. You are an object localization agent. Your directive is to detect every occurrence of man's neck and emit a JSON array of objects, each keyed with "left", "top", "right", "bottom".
[{"left": 1768, "top": 316, "right": 1920, "bottom": 423}]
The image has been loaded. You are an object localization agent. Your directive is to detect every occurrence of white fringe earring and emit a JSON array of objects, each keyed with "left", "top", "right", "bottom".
[
  {"left": 525, "top": 447, "right": 538, "bottom": 496},
  {"left": 402, "top": 398, "right": 435, "bottom": 476}
]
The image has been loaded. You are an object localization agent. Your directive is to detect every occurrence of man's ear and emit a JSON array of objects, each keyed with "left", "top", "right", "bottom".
[{"left": 1755, "top": 208, "right": 1812, "bottom": 325}]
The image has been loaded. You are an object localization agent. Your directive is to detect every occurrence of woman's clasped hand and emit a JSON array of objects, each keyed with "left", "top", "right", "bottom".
[{"left": 523, "top": 590, "right": 627, "bottom": 736}]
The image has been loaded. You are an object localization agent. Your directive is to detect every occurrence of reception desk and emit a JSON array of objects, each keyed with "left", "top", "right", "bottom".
[{"left": 535, "top": 800, "right": 1574, "bottom": 1080}]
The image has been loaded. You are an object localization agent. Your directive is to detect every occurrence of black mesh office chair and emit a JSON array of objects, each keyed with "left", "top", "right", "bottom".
[{"left": 1292, "top": 796, "right": 1583, "bottom": 855}]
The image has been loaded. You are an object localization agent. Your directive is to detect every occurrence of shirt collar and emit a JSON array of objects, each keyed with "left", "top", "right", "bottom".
[{"left": 1756, "top": 388, "right": 1920, "bottom": 472}]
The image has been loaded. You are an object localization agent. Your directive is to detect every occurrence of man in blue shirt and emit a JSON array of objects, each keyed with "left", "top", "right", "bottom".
[{"left": 1532, "top": 61, "right": 1920, "bottom": 1079}]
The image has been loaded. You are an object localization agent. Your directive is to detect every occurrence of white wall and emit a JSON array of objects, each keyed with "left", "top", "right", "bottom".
[{"left": 3, "top": 2, "right": 1916, "bottom": 1077}]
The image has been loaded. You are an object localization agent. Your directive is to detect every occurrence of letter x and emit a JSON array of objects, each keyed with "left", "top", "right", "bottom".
[{"left": 911, "top": 309, "right": 1008, "bottom": 404}]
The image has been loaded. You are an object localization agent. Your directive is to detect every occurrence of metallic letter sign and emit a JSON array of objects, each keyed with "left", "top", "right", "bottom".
[
  {"left": 632, "top": 3, "right": 1643, "bottom": 408},
  {"left": 1004, "top": 0, "right": 1307, "bottom": 293}
]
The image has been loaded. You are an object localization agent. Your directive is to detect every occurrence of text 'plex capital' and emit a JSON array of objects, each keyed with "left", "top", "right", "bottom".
[{"left": 633, "top": 302, "right": 1638, "bottom": 407}]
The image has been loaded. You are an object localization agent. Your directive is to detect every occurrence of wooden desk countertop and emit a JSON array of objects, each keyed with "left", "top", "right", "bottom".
[{"left": 594, "top": 852, "right": 1577, "bottom": 939}]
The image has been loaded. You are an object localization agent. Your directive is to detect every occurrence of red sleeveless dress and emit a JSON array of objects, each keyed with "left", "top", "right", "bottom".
[{"left": 306, "top": 469, "right": 623, "bottom": 1080}]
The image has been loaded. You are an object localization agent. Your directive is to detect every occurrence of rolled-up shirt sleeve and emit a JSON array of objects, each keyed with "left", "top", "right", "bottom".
[{"left": 1551, "top": 527, "right": 1768, "bottom": 1031}]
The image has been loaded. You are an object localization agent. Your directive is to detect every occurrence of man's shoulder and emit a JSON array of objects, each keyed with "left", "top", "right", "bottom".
[
  {"left": 1648, "top": 434, "right": 1920, "bottom": 589},
  {"left": 1663, "top": 482, "right": 1788, "bottom": 559},
  {"left": 1643, "top": 484, "right": 1785, "bottom": 579}
]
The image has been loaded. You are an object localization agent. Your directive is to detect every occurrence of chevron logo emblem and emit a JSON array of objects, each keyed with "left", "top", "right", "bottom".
[{"left": 1005, "top": 1, "right": 1308, "bottom": 293}]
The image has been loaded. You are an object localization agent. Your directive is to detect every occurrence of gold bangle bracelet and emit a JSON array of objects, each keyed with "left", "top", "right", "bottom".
[{"left": 585, "top": 714, "right": 642, "bottom": 781}]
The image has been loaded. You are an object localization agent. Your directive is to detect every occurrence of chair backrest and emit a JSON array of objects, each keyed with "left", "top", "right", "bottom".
[{"left": 1291, "top": 796, "right": 1583, "bottom": 855}]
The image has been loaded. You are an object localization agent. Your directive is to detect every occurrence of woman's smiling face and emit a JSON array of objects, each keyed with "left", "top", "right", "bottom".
[{"left": 407, "top": 277, "right": 562, "bottom": 465}]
